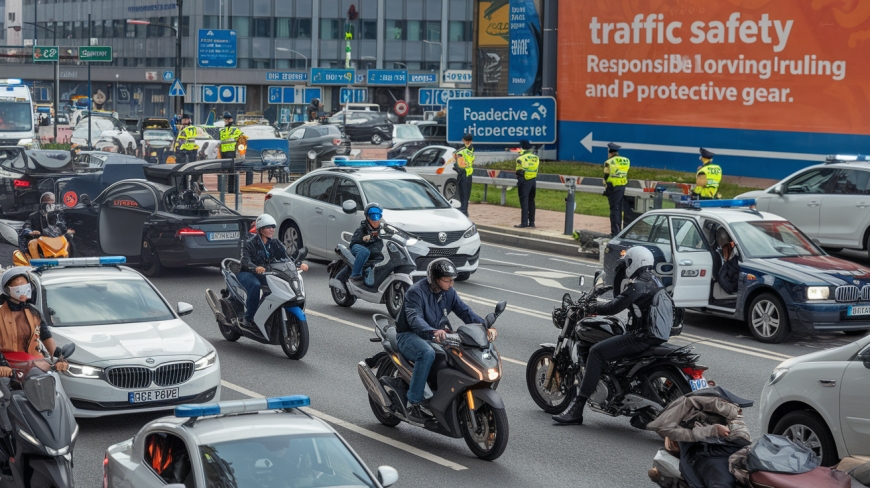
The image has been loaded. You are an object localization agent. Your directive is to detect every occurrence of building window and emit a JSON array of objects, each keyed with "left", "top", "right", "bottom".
[
  {"left": 202, "top": 16, "right": 220, "bottom": 29},
  {"left": 275, "top": 18, "right": 311, "bottom": 38},
  {"left": 362, "top": 20, "right": 377, "bottom": 40},
  {"left": 406, "top": 21, "right": 421, "bottom": 41},
  {"left": 232, "top": 17, "right": 250, "bottom": 37},
  {"left": 182, "top": 16, "right": 190, "bottom": 37},
  {"left": 320, "top": 19, "right": 340, "bottom": 39},
  {"left": 426, "top": 21, "right": 441, "bottom": 41},
  {"left": 0, "top": 22, "right": 4, "bottom": 40},
  {"left": 385, "top": 20, "right": 403, "bottom": 40},
  {"left": 73, "top": 21, "right": 83, "bottom": 39},
  {"left": 421, "top": 61, "right": 440, "bottom": 71},
  {"left": 448, "top": 21, "right": 466, "bottom": 41},
  {"left": 252, "top": 58, "right": 270, "bottom": 68},
  {"left": 252, "top": 18, "right": 270, "bottom": 38},
  {"left": 126, "top": 22, "right": 138, "bottom": 38}
]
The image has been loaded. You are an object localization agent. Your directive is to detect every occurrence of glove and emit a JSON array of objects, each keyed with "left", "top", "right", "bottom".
[
  {"left": 516, "top": 169, "right": 525, "bottom": 179},
  {"left": 586, "top": 303, "right": 599, "bottom": 316}
]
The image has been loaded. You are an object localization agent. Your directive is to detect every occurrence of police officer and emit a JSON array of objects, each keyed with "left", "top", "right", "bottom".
[
  {"left": 693, "top": 148, "right": 721, "bottom": 200},
  {"left": 452, "top": 133, "right": 475, "bottom": 216},
  {"left": 604, "top": 142, "right": 630, "bottom": 237},
  {"left": 514, "top": 140, "right": 540, "bottom": 228},
  {"left": 176, "top": 114, "right": 199, "bottom": 164},
  {"left": 219, "top": 112, "right": 243, "bottom": 159}
]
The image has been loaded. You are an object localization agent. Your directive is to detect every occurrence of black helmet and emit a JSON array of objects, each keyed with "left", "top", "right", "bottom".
[
  {"left": 427, "top": 258, "right": 458, "bottom": 285},
  {"left": 364, "top": 203, "right": 383, "bottom": 221}
]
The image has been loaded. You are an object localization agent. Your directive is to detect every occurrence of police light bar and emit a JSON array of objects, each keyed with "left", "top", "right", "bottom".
[
  {"left": 0, "top": 79, "right": 22, "bottom": 85},
  {"left": 333, "top": 159, "right": 407, "bottom": 167},
  {"left": 690, "top": 199, "right": 757, "bottom": 209},
  {"left": 825, "top": 154, "right": 866, "bottom": 163},
  {"left": 30, "top": 256, "right": 127, "bottom": 268},
  {"left": 174, "top": 395, "right": 311, "bottom": 418}
]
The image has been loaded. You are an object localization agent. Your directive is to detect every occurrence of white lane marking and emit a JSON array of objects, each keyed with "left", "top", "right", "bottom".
[
  {"left": 220, "top": 380, "right": 469, "bottom": 471},
  {"left": 502, "top": 356, "right": 527, "bottom": 366},
  {"left": 462, "top": 281, "right": 561, "bottom": 304},
  {"left": 505, "top": 252, "right": 529, "bottom": 256},
  {"left": 482, "top": 242, "right": 598, "bottom": 267},
  {"left": 679, "top": 333, "right": 793, "bottom": 361},
  {"left": 670, "top": 336, "right": 790, "bottom": 362},
  {"left": 457, "top": 292, "right": 551, "bottom": 320},
  {"left": 548, "top": 257, "right": 600, "bottom": 268},
  {"left": 480, "top": 257, "right": 591, "bottom": 277}
]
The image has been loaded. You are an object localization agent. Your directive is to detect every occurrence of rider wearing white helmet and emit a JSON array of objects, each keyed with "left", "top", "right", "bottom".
[{"left": 553, "top": 245, "right": 670, "bottom": 425}]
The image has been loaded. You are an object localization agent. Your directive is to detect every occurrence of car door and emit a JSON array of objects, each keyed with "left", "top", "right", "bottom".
[
  {"left": 298, "top": 175, "right": 336, "bottom": 256},
  {"left": 328, "top": 177, "right": 364, "bottom": 248},
  {"left": 766, "top": 167, "right": 836, "bottom": 239},
  {"left": 406, "top": 147, "right": 443, "bottom": 177},
  {"left": 95, "top": 181, "right": 158, "bottom": 259},
  {"left": 286, "top": 127, "right": 306, "bottom": 166},
  {"left": 839, "top": 342, "right": 870, "bottom": 456},
  {"left": 818, "top": 169, "right": 870, "bottom": 248},
  {"left": 608, "top": 214, "right": 674, "bottom": 291},
  {"left": 669, "top": 216, "right": 714, "bottom": 307}
]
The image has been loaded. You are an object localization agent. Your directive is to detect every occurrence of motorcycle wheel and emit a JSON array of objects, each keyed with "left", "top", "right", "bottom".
[
  {"left": 369, "top": 358, "right": 401, "bottom": 427},
  {"left": 385, "top": 281, "right": 409, "bottom": 319},
  {"left": 330, "top": 266, "right": 357, "bottom": 307},
  {"left": 281, "top": 316, "right": 309, "bottom": 360},
  {"left": 526, "top": 348, "right": 574, "bottom": 414},
  {"left": 459, "top": 400, "right": 509, "bottom": 461},
  {"left": 645, "top": 367, "right": 692, "bottom": 409},
  {"left": 218, "top": 321, "right": 241, "bottom": 342}
]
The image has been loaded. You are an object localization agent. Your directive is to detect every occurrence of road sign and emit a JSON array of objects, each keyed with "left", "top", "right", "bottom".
[
  {"left": 310, "top": 68, "right": 355, "bottom": 85},
  {"left": 409, "top": 73, "right": 438, "bottom": 85},
  {"left": 443, "top": 70, "right": 472, "bottom": 84},
  {"left": 201, "top": 85, "right": 246, "bottom": 104},
  {"left": 78, "top": 46, "right": 113, "bottom": 62},
  {"left": 163, "top": 71, "right": 174, "bottom": 82},
  {"left": 355, "top": 74, "right": 367, "bottom": 85},
  {"left": 446, "top": 96, "right": 556, "bottom": 144},
  {"left": 418, "top": 89, "right": 473, "bottom": 106},
  {"left": 168, "top": 79, "right": 186, "bottom": 97},
  {"left": 268, "top": 86, "right": 303, "bottom": 104},
  {"left": 340, "top": 88, "right": 367, "bottom": 104},
  {"left": 368, "top": 69, "right": 407, "bottom": 86},
  {"left": 266, "top": 72, "right": 307, "bottom": 82},
  {"left": 394, "top": 100, "right": 409, "bottom": 117},
  {"left": 145, "top": 71, "right": 158, "bottom": 81},
  {"left": 33, "top": 46, "right": 59, "bottom": 62},
  {"left": 197, "top": 29, "right": 237, "bottom": 68}
]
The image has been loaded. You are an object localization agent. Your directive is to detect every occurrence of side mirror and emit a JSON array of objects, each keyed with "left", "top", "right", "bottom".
[
  {"left": 485, "top": 313, "right": 496, "bottom": 327},
  {"left": 858, "top": 348, "right": 870, "bottom": 369},
  {"left": 494, "top": 300, "right": 507, "bottom": 316},
  {"left": 449, "top": 199, "right": 461, "bottom": 209},
  {"left": 773, "top": 184, "right": 783, "bottom": 196},
  {"left": 296, "top": 246, "right": 308, "bottom": 262},
  {"left": 80, "top": 194, "right": 91, "bottom": 206},
  {"left": 579, "top": 276, "right": 585, "bottom": 287},
  {"left": 54, "top": 343, "right": 76, "bottom": 359},
  {"left": 593, "top": 270, "right": 603, "bottom": 284},
  {"left": 177, "top": 302, "right": 193, "bottom": 316},
  {"left": 342, "top": 200, "right": 358, "bottom": 214},
  {"left": 377, "top": 466, "right": 399, "bottom": 487},
  {"left": 0, "top": 223, "right": 19, "bottom": 246}
]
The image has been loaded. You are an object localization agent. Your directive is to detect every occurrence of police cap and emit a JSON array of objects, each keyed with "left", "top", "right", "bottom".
[
  {"left": 223, "top": 112, "right": 233, "bottom": 119},
  {"left": 607, "top": 142, "right": 621, "bottom": 152},
  {"left": 519, "top": 139, "right": 532, "bottom": 150},
  {"left": 181, "top": 113, "right": 191, "bottom": 119},
  {"left": 700, "top": 147, "right": 715, "bottom": 159}
]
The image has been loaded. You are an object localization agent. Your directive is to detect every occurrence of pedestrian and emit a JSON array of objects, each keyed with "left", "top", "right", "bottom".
[
  {"left": 452, "top": 133, "right": 475, "bottom": 216},
  {"left": 514, "top": 139, "right": 539, "bottom": 228},
  {"left": 693, "top": 148, "right": 722, "bottom": 200},
  {"left": 603, "top": 142, "right": 630, "bottom": 237}
]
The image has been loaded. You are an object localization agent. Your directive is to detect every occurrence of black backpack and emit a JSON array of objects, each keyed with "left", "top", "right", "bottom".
[{"left": 646, "top": 284, "right": 675, "bottom": 341}]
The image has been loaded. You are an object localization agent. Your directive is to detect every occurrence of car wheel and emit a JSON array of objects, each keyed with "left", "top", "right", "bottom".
[
  {"left": 139, "top": 240, "right": 163, "bottom": 277},
  {"left": 443, "top": 179, "right": 458, "bottom": 200},
  {"left": 773, "top": 410, "right": 839, "bottom": 466},
  {"left": 456, "top": 272, "right": 471, "bottom": 282},
  {"left": 371, "top": 133, "right": 383, "bottom": 145},
  {"left": 280, "top": 221, "right": 302, "bottom": 257},
  {"left": 747, "top": 292, "right": 791, "bottom": 343}
]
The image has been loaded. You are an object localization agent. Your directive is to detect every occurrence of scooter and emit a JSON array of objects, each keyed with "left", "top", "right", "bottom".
[
  {"left": 0, "top": 344, "right": 78, "bottom": 488},
  {"left": 0, "top": 220, "right": 72, "bottom": 267},
  {"left": 327, "top": 213, "right": 429, "bottom": 319},
  {"left": 205, "top": 247, "right": 310, "bottom": 360},
  {"left": 358, "top": 302, "right": 510, "bottom": 461}
]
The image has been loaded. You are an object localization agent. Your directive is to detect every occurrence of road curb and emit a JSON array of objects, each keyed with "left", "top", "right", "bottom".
[{"left": 476, "top": 224, "right": 582, "bottom": 257}]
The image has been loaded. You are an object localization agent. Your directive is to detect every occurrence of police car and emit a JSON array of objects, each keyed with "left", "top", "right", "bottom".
[
  {"left": 103, "top": 395, "right": 399, "bottom": 488},
  {"left": 602, "top": 199, "right": 870, "bottom": 343}
]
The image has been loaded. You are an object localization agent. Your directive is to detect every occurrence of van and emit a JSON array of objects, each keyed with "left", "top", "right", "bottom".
[
  {"left": 0, "top": 79, "right": 37, "bottom": 148},
  {"left": 342, "top": 103, "right": 381, "bottom": 113}
]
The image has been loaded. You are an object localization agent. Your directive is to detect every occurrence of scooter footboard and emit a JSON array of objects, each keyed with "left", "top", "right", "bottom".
[{"left": 28, "top": 456, "right": 74, "bottom": 488}]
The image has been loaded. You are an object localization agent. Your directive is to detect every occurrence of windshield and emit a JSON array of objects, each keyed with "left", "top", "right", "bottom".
[
  {"left": 143, "top": 130, "right": 174, "bottom": 141},
  {"left": 360, "top": 178, "right": 450, "bottom": 210},
  {"left": 200, "top": 433, "right": 375, "bottom": 488},
  {"left": 0, "top": 100, "right": 33, "bottom": 132},
  {"left": 241, "top": 126, "right": 280, "bottom": 139},
  {"left": 72, "top": 119, "right": 115, "bottom": 141},
  {"left": 395, "top": 125, "right": 423, "bottom": 139},
  {"left": 730, "top": 220, "right": 823, "bottom": 258},
  {"left": 44, "top": 278, "right": 176, "bottom": 326}
]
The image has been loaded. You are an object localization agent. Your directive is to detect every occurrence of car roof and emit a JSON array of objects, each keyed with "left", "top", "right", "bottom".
[
  {"left": 171, "top": 410, "right": 335, "bottom": 445},
  {"left": 645, "top": 207, "right": 786, "bottom": 224},
  {"left": 307, "top": 166, "right": 426, "bottom": 181},
  {"left": 34, "top": 264, "right": 143, "bottom": 285}
]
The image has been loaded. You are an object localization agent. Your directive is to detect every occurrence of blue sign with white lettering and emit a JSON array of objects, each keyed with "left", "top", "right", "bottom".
[
  {"left": 409, "top": 73, "right": 438, "bottom": 85},
  {"left": 310, "top": 68, "right": 354, "bottom": 85},
  {"left": 367, "top": 70, "right": 407, "bottom": 86},
  {"left": 267, "top": 86, "right": 310, "bottom": 104},
  {"left": 201, "top": 85, "right": 246, "bottom": 104},
  {"left": 266, "top": 72, "right": 308, "bottom": 82},
  {"left": 303, "top": 88, "right": 321, "bottom": 104},
  {"left": 197, "top": 29, "right": 237, "bottom": 68},
  {"left": 340, "top": 88, "right": 368, "bottom": 104},
  {"left": 446, "top": 96, "right": 556, "bottom": 144},
  {"left": 355, "top": 74, "right": 367, "bottom": 85},
  {"left": 508, "top": 0, "right": 541, "bottom": 96},
  {"left": 418, "top": 89, "right": 473, "bottom": 107},
  {"left": 162, "top": 70, "right": 174, "bottom": 82}
]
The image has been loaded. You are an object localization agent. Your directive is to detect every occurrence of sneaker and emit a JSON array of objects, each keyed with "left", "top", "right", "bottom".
[
  {"left": 242, "top": 318, "right": 258, "bottom": 330},
  {"left": 529, "top": 223, "right": 536, "bottom": 228},
  {"left": 349, "top": 276, "right": 363, "bottom": 285},
  {"left": 405, "top": 402, "right": 425, "bottom": 424}
]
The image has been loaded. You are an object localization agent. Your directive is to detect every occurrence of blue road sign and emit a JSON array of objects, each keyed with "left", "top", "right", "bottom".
[
  {"left": 201, "top": 85, "right": 245, "bottom": 104},
  {"left": 409, "top": 73, "right": 438, "bottom": 85},
  {"left": 446, "top": 96, "right": 556, "bottom": 144},
  {"left": 303, "top": 88, "right": 321, "bottom": 103},
  {"left": 367, "top": 70, "right": 407, "bottom": 86},
  {"left": 310, "top": 68, "right": 355, "bottom": 85},
  {"left": 201, "top": 85, "right": 218, "bottom": 103},
  {"left": 267, "top": 86, "right": 305, "bottom": 104},
  {"left": 355, "top": 74, "right": 367, "bottom": 85},
  {"left": 162, "top": 70, "right": 174, "bottom": 82},
  {"left": 340, "top": 88, "right": 368, "bottom": 104},
  {"left": 268, "top": 87, "right": 282, "bottom": 104},
  {"left": 266, "top": 72, "right": 307, "bottom": 82},
  {"left": 198, "top": 29, "right": 237, "bottom": 68},
  {"left": 168, "top": 79, "right": 186, "bottom": 97},
  {"left": 418, "top": 89, "right": 473, "bottom": 106}
]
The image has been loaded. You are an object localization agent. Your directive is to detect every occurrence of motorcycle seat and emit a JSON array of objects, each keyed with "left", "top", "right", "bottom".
[
  {"left": 626, "top": 343, "right": 683, "bottom": 359},
  {"left": 386, "top": 326, "right": 400, "bottom": 353}
]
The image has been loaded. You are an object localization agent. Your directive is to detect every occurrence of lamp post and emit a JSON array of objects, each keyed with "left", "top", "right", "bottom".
[
  {"left": 276, "top": 47, "right": 308, "bottom": 73},
  {"left": 21, "top": 22, "right": 59, "bottom": 142},
  {"left": 128, "top": 4, "right": 183, "bottom": 116},
  {"left": 423, "top": 40, "right": 444, "bottom": 87}
]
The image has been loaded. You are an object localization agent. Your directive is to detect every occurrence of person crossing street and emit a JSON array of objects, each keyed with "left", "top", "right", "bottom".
[
  {"left": 452, "top": 133, "right": 475, "bottom": 216},
  {"left": 693, "top": 148, "right": 722, "bottom": 200},
  {"left": 603, "top": 142, "right": 630, "bottom": 237},
  {"left": 514, "top": 140, "right": 539, "bottom": 228}
]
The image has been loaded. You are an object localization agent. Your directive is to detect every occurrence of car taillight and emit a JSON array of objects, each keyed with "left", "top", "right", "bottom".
[
  {"left": 249, "top": 222, "right": 257, "bottom": 234},
  {"left": 265, "top": 194, "right": 272, "bottom": 201},
  {"left": 333, "top": 138, "right": 342, "bottom": 146},
  {"left": 682, "top": 366, "right": 708, "bottom": 380},
  {"left": 176, "top": 227, "right": 206, "bottom": 238},
  {"left": 13, "top": 179, "right": 30, "bottom": 188},
  {"left": 103, "top": 454, "right": 108, "bottom": 488}
]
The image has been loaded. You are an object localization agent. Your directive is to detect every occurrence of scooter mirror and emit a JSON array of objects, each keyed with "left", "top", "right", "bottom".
[
  {"left": 579, "top": 276, "right": 585, "bottom": 287},
  {"left": 296, "top": 246, "right": 308, "bottom": 262},
  {"left": 342, "top": 200, "right": 358, "bottom": 214},
  {"left": 55, "top": 343, "right": 76, "bottom": 359},
  {"left": 494, "top": 301, "right": 507, "bottom": 316},
  {"left": 485, "top": 313, "right": 496, "bottom": 327},
  {"left": 448, "top": 199, "right": 462, "bottom": 209},
  {"left": 0, "top": 223, "right": 19, "bottom": 246}
]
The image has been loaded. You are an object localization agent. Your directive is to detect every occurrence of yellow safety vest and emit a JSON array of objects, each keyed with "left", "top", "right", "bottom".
[
  {"left": 694, "top": 163, "right": 722, "bottom": 198},
  {"left": 456, "top": 147, "right": 475, "bottom": 177},
  {"left": 605, "top": 156, "right": 630, "bottom": 186},
  {"left": 516, "top": 151, "right": 539, "bottom": 180},
  {"left": 219, "top": 126, "right": 242, "bottom": 155},
  {"left": 178, "top": 126, "right": 199, "bottom": 151}
]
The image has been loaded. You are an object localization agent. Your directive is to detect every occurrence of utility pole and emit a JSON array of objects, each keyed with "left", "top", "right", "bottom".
[
  {"left": 87, "top": 12, "right": 92, "bottom": 147},
  {"left": 175, "top": 0, "right": 183, "bottom": 116},
  {"left": 53, "top": 24, "right": 58, "bottom": 143}
]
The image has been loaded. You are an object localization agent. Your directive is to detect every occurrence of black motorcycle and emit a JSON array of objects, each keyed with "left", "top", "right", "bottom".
[
  {"left": 358, "top": 302, "right": 509, "bottom": 461},
  {"left": 526, "top": 271, "right": 706, "bottom": 428},
  {"left": 0, "top": 344, "right": 78, "bottom": 488}
]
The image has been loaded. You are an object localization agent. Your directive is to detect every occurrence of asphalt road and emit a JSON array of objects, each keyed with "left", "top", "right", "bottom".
[{"left": 71, "top": 242, "right": 865, "bottom": 487}]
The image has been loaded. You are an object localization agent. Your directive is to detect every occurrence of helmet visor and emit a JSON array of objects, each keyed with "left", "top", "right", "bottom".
[{"left": 367, "top": 211, "right": 382, "bottom": 221}]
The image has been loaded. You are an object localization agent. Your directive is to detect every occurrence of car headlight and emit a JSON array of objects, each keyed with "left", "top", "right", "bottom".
[
  {"left": 65, "top": 362, "right": 103, "bottom": 379},
  {"left": 807, "top": 286, "right": 830, "bottom": 300},
  {"left": 262, "top": 150, "right": 288, "bottom": 164},
  {"left": 463, "top": 224, "right": 478, "bottom": 238},
  {"left": 769, "top": 366, "right": 789, "bottom": 385},
  {"left": 194, "top": 350, "right": 217, "bottom": 371}
]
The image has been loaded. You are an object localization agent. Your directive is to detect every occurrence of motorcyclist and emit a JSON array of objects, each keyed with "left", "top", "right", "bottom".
[
  {"left": 395, "top": 258, "right": 489, "bottom": 424},
  {"left": 239, "top": 214, "right": 308, "bottom": 328},
  {"left": 349, "top": 203, "right": 384, "bottom": 286},
  {"left": 553, "top": 246, "right": 669, "bottom": 425},
  {"left": 20, "top": 192, "right": 75, "bottom": 254}
]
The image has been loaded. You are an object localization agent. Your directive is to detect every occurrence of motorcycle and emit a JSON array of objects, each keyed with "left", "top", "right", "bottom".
[
  {"left": 358, "top": 301, "right": 509, "bottom": 461},
  {"left": 0, "top": 220, "right": 72, "bottom": 267},
  {"left": 205, "top": 247, "right": 310, "bottom": 360},
  {"left": 327, "top": 206, "right": 429, "bottom": 319},
  {"left": 0, "top": 344, "right": 78, "bottom": 488},
  {"left": 526, "top": 270, "right": 705, "bottom": 429}
]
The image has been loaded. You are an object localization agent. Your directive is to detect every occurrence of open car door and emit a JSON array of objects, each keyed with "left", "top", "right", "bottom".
[
  {"left": 669, "top": 216, "right": 714, "bottom": 308},
  {"left": 96, "top": 181, "right": 158, "bottom": 258}
]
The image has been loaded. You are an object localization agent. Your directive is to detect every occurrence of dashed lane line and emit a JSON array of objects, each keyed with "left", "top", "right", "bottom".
[{"left": 480, "top": 257, "right": 592, "bottom": 277}]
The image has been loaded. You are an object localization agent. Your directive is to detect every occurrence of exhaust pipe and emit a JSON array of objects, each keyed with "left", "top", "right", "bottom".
[
  {"left": 357, "top": 361, "right": 390, "bottom": 409},
  {"left": 205, "top": 289, "right": 229, "bottom": 324}
]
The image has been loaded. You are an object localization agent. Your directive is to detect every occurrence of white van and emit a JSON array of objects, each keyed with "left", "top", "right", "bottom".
[{"left": 0, "top": 79, "right": 37, "bottom": 147}]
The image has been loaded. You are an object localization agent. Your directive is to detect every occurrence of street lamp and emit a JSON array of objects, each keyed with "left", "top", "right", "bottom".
[
  {"left": 128, "top": 3, "right": 183, "bottom": 115},
  {"left": 20, "top": 21, "right": 59, "bottom": 142},
  {"left": 276, "top": 47, "right": 308, "bottom": 72},
  {"left": 423, "top": 40, "right": 443, "bottom": 87},
  {"left": 361, "top": 55, "right": 377, "bottom": 70}
]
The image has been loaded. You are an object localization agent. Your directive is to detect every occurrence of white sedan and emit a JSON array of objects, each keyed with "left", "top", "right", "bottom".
[
  {"left": 70, "top": 116, "right": 138, "bottom": 154},
  {"left": 404, "top": 145, "right": 459, "bottom": 199}
]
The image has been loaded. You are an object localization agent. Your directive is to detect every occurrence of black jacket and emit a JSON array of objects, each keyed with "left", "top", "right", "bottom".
[
  {"left": 240, "top": 234, "right": 288, "bottom": 272},
  {"left": 350, "top": 220, "right": 384, "bottom": 262},
  {"left": 715, "top": 246, "right": 740, "bottom": 295},
  {"left": 396, "top": 279, "right": 485, "bottom": 339},
  {"left": 595, "top": 270, "right": 663, "bottom": 339}
]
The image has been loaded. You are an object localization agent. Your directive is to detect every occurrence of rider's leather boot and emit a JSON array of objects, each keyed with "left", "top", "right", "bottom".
[{"left": 552, "top": 394, "right": 587, "bottom": 425}]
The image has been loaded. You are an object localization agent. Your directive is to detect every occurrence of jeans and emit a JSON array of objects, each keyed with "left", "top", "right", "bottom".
[
  {"left": 607, "top": 184, "right": 626, "bottom": 236},
  {"left": 456, "top": 173, "right": 471, "bottom": 216},
  {"left": 578, "top": 333, "right": 658, "bottom": 399},
  {"left": 238, "top": 271, "right": 267, "bottom": 321},
  {"left": 518, "top": 178, "right": 537, "bottom": 225},
  {"left": 350, "top": 244, "right": 370, "bottom": 278},
  {"left": 396, "top": 332, "right": 435, "bottom": 405}
]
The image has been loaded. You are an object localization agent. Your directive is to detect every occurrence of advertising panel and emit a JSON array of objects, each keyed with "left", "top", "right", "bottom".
[{"left": 508, "top": 0, "right": 542, "bottom": 96}]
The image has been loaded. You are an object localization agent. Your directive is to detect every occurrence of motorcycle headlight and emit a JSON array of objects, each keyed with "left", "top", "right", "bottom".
[
  {"left": 45, "top": 444, "right": 70, "bottom": 456},
  {"left": 806, "top": 286, "right": 830, "bottom": 300},
  {"left": 463, "top": 224, "right": 478, "bottom": 238},
  {"left": 194, "top": 350, "right": 217, "bottom": 371},
  {"left": 487, "top": 368, "right": 500, "bottom": 381},
  {"left": 262, "top": 150, "right": 288, "bottom": 164},
  {"left": 65, "top": 362, "right": 103, "bottom": 379},
  {"left": 769, "top": 366, "right": 789, "bottom": 385}
]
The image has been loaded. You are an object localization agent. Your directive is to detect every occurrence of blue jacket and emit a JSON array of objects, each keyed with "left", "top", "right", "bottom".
[
  {"left": 240, "top": 234, "right": 288, "bottom": 272},
  {"left": 396, "top": 279, "right": 485, "bottom": 340}
]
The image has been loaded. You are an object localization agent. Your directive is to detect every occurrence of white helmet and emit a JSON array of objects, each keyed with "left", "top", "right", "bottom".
[
  {"left": 255, "top": 214, "right": 277, "bottom": 231},
  {"left": 624, "top": 246, "right": 654, "bottom": 278}
]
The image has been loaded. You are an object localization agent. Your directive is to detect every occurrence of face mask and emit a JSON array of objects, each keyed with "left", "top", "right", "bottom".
[
  {"left": 42, "top": 203, "right": 58, "bottom": 212},
  {"left": 8, "top": 283, "right": 31, "bottom": 300}
]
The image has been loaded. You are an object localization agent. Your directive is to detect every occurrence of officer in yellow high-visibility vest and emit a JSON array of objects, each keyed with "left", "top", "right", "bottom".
[
  {"left": 175, "top": 114, "right": 199, "bottom": 164},
  {"left": 693, "top": 148, "right": 722, "bottom": 200},
  {"left": 604, "top": 142, "right": 630, "bottom": 237},
  {"left": 514, "top": 139, "right": 540, "bottom": 228},
  {"left": 219, "top": 112, "right": 243, "bottom": 159},
  {"left": 452, "top": 133, "right": 475, "bottom": 216}
]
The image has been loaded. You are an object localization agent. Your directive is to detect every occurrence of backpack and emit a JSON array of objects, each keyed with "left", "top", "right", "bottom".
[{"left": 646, "top": 286, "right": 675, "bottom": 341}]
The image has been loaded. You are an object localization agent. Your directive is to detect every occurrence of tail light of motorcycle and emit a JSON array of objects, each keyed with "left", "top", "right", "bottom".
[
  {"left": 682, "top": 366, "right": 708, "bottom": 380},
  {"left": 13, "top": 179, "right": 31, "bottom": 188},
  {"left": 176, "top": 227, "right": 206, "bottom": 238}
]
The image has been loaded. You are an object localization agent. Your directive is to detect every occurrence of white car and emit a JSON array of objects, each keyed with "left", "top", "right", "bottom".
[
  {"left": 405, "top": 145, "right": 459, "bottom": 199},
  {"left": 760, "top": 333, "right": 870, "bottom": 466},
  {"left": 264, "top": 163, "right": 480, "bottom": 280},
  {"left": 70, "top": 115, "right": 138, "bottom": 154},
  {"left": 32, "top": 257, "right": 221, "bottom": 418}
]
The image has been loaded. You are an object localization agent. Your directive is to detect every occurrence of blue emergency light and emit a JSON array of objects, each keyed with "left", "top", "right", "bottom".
[
  {"left": 174, "top": 395, "right": 311, "bottom": 418},
  {"left": 333, "top": 159, "right": 407, "bottom": 167},
  {"left": 30, "top": 256, "right": 127, "bottom": 268},
  {"left": 690, "top": 199, "right": 757, "bottom": 209}
]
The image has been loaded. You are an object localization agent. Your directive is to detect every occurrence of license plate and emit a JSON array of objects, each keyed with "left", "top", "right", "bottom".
[
  {"left": 847, "top": 305, "right": 870, "bottom": 317},
  {"left": 207, "top": 231, "right": 239, "bottom": 241},
  {"left": 128, "top": 388, "right": 179, "bottom": 404},
  {"left": 690, "top": 378, "right": 709, "bottom": 391}
]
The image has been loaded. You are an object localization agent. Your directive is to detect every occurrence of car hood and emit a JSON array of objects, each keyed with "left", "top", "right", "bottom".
[
  {"left": 749, "top": 255, "right": 870, "bottom": 286},
  {"left": 776, "top": 335, "right": 869, "bottom": 369},
  {"left": 50, "top": 318, "right": 209, "bottom": 365},
  {"left": 383, "top": 208, "right": 472, "bottom": 233}
]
